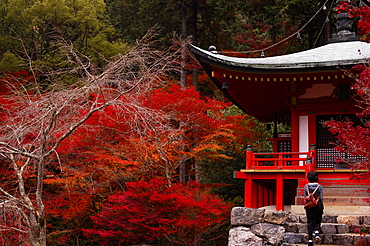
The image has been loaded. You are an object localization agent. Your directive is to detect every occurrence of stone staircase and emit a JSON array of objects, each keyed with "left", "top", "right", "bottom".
[
  {"left": 287, "top": 180, "right": 370, "bottom": 245},
  {"left": 229, "top": 179, "right": 370, "bottom": 245},
  {"left": 282, "top": 213, "right": 370, "bottom": 245},
  {"left": 294, "top": 178, "right": 370, "bottom": 216},
  {"left": 229, "top": 207, "right": 370, "bottom": 246},
  {"left": 295, "top": 183, "right": 370, "bottom": 207}
]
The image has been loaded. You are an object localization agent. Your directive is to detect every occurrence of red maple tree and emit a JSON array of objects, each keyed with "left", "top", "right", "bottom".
[
  {"left": 41, "top": 82, "right": 264, "bottom": 244},
  {"left": 321, "top": 1, "right": 370, "bottom": 180},
  {"left": 324, "top": 66, "right": 370, "bottom": 179},
  {"left": 0, "top": 33, "right": 184, "bottom": 245},
  {"left": 83, "top": 178, "right": 232, "bottom": 245}
]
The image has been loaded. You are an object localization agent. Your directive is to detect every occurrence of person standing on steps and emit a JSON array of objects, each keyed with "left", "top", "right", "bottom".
[{"left": 304, "top": 171, "right": 324, "bottom": 246}]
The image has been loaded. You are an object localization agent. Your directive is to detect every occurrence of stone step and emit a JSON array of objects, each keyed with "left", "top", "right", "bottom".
[
  {"left": 323, "top": 187, "right": 369, "bottom": 197},
  {"left": 282, "top": 213, "right": 370, "bottom": 245},
  {"left": 295, "top": 196, "right": 370, "bottom": 206},
  {"left": 298, "top": 178, "right": 370, "bottom": 188},
  {"left": 291, "top": 205, "right": 370, "bottom": 216},
  {"left": 288, "top": 245, "right": 356, "bottom": 246},
  {"left": 287, "top": 244, "right": 357, "bottom": 246},
  {"left": 296, "top": 186, "right": 370, "bottom": 197},
  {"left": 283, "top": 232, "right": 367, "bottom": 245},
  {"left": 228, "top": 207, "right": 370, "bottom": 246},
  {"left": 285, "top": 244, "right": 358, "bottom": 246},
  {"left": 285, "top": 222, "right": 354, "bottom": 234}
]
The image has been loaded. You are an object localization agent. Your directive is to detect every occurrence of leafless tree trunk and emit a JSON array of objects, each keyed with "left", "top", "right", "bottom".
[{"left": 0, "top": 32, "right": 183, "bottom": 245}]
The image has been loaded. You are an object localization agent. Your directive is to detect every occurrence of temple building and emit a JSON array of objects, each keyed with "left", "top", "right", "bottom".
[{"left": 190, "top": 0, "right": 370, "bottom": 213}]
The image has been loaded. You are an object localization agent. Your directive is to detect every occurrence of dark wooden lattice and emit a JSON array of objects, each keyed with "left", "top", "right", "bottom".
[
  {"left": 278, "top": 140, "right": 291, "bottom": 165},
  {"left": 316, "top": 114, "right": 366, "bottom": 168},
  {"left": 278, "top": 140, "right": 291, "bottom": 152}
]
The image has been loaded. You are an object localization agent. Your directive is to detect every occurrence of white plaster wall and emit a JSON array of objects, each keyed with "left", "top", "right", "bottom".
[{"left": 299, "top": 116, "right": 309, "bottom": 166}]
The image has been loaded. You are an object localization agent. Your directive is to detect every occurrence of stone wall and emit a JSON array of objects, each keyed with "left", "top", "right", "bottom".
[{"left": 228, "top": 207, "right": 370, "bottom": 246}]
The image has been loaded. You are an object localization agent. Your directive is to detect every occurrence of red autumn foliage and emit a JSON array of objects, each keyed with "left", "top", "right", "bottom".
[
  {"left": 0, "top": 208, "right": 30, "bottom": 245},
  {"left": 83, "top": 178, "right": 233, "bottom": 245},
  {"left": 324, "top": 66, "right": 370, "bottom": 179},
  {"left": 37, "top": 83, "right": 258, "bottom": 244},
  {"left": 0, "top": 67, "right": 261, "bottom": 244}
]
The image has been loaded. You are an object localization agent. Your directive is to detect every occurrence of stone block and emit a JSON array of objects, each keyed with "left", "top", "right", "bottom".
[
  {"left": 299, "top": 215, "right": 307, "bottom": 223},
  {"left": 264, "top": 210, "right": 290, "bottom": 225},
  {"left": 323, "top": 215, "right": 337, "bottom": 223},
  {"left": 230, "top": 207, "right": 265, "bottom": 226},
  {"left": 251, "top": 223, "right": 285, "bottom": 245},
  {"left": 228, "top": 226, "right": 264, "bottom": 246},
  {"left": 337, "top": 215, "right": 361, "bottom": 225},
  {"left": 323, "top": 234, "right": 334, "bottom": 244},
  {"left": 297, "top": 223, "right": 307, "bottom": 233},
  {"left": 361, "top": 215, "right": 370, "bottom": 225},
  {"left": 302, "top": 233, "right": 309, "bottom": 244},
  {"left": 321, "top": 223, "right": 337, "bottom": 234},
  {"left": 286, "top": 213, "right": 299, "bottom": 223},
  {"left": 284, "top": 222, "right": 298, "bottom": 233},
  {"left": 337, "top": 224, "right": 350, "bottom": 234},
  {"left": 283, "top": 232, "right": 304, "bottom": 244},
  {"left": 333, "top": 234, "right": 354, "bottom": 245}
]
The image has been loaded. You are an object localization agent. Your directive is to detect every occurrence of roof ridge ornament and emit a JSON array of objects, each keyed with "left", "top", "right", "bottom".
[{"left": 329, "top": 0, "right": 359, "bottom": 43}]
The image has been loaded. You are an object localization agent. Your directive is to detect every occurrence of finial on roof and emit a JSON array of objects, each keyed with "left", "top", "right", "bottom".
[
  {"left": 208, "top": 45, "right": 217, "bottom": 53},
  {"left": 329, "top": 0, "right": 359, "bottom": 42}
]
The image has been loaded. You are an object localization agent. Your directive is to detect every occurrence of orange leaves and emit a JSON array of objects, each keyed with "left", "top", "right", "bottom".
[
  {"left": 46, "top": 193, "right": 93, "bottom": 222},
  {"left": 191, "top": 130, "right": 235, "bottom": 160}
]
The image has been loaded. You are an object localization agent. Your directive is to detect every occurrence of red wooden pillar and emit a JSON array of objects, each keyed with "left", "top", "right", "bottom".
[
  {"left": 269, "top": 186, "right": 274, "bottom": 205},
  {"left": 257, "top": 182, "right": 264, "bottom": 208},
  {"left": 276, "top": 173, "right": 284, "bottom": 211},
  {"left": 263, "top": 185, "right": 270, "bottom": 207},
  {"left": 244, "top": 173, "right": 254, "bottom": 208},
  {"left": 246, "top": 145, "right": 253, "bottom": 169}
]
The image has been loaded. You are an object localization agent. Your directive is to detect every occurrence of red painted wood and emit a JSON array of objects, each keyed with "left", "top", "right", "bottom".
[
  {"left": 257, "top": 183, "right": 264, "bottom": 208},
  {"left": 244, "top": 174, "right": 254, "bottom": 208},
  {"left": 276, "top": 174, "right": 284, "bottom": 211},
  {"left": 308, "top": 114, "right": 316, "bottom": 149}
]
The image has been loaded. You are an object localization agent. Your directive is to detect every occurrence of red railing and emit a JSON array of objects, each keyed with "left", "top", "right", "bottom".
[{"left": 245, "top": 144, "right": 316, "bottom": 173}]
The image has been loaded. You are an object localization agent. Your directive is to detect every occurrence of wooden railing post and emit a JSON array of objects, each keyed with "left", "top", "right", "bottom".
[
  {"left": 309, "top": 144, "right": 316, "bottom": 169},
  {"left": 278, "top": 152, "right": 283, "bottom": 167},
  {"left": 305, "top": 156, "right": 314, "bottom": 176},
  {"left": 246, "top": 145, "right": 253, "bottom": 169}
]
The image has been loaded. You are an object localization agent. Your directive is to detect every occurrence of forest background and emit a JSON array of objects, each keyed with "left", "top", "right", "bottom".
[{"left": 0, "top": 0, "right": 369, "bottom": 245}]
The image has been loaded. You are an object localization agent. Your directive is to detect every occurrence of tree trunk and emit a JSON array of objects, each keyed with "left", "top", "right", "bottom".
[
  {"left": 180, "top": 0, "right": 187, "bottom": 89},
  {"left": 192, "top": 69, "right": 198, "bottom": 91}
]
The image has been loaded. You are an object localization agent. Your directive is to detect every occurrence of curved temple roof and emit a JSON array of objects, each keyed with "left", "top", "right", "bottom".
[
  {"left": 190, "top": 41, "right": 370, "bottom": 122},
  {"left": 190, "top": 41, "right": 370, "bottom": 69}
]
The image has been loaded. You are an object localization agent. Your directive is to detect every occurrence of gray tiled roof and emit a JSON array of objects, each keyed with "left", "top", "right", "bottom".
[{"left": 191, "top": 41, "right": 370, "bottom": 69}]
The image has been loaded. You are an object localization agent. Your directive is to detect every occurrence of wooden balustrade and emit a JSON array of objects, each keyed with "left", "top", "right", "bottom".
[{"left": 245, "top": 144, "right": 316, "bottom": 172}]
